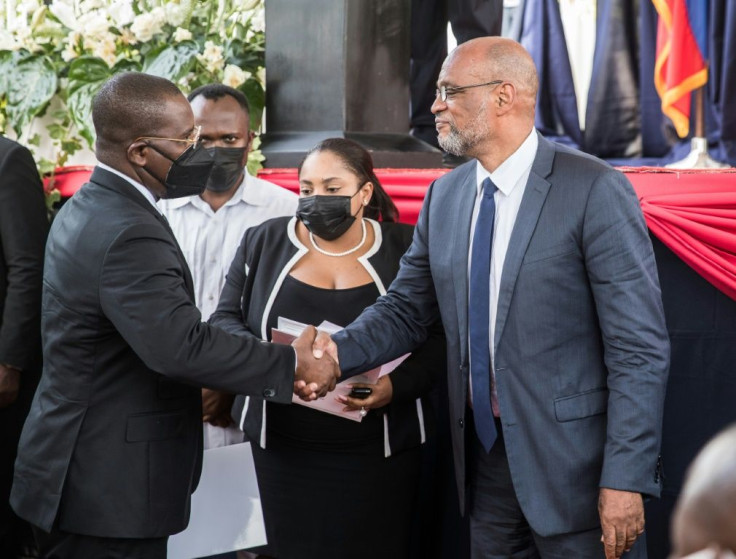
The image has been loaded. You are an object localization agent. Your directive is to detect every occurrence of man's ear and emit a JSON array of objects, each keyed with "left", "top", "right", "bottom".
[
  {"left": 127, "top": 141, "right": 149, "bottom": 167},
  {"left": 496, "top": 83, "right": 516, "bottom": 114}
]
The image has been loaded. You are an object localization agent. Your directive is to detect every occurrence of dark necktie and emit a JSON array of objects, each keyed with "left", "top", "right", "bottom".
[{"left": 469, "top": 177, "right": 498, "bottom": 453}]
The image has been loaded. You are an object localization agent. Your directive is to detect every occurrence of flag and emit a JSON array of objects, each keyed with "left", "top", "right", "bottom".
[{"left": 653, "top": 0, "right": 709, "bottom": 138}]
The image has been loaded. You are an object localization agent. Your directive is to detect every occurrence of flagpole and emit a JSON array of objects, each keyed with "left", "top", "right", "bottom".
[{"left": 667, "top": 85, "right": 729, "bottom": 168}]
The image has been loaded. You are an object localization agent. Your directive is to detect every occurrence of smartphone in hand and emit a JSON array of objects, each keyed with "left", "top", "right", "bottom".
[{"left": 349, "top": 387, "right": 372, "bottom": 399}]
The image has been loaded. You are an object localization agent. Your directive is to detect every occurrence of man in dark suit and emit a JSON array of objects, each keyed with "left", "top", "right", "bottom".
[
  {"left": 10, "top": 73, "right": 338, "bottom": 559},
  {"left": 318, "top": 38, "right": 669, "bottom": 558},
  {"left": 0, "top": 137, "right": 48, "bottom": 558}
]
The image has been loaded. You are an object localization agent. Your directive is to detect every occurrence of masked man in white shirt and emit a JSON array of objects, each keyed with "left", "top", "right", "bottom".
[{"left": 160, "top": 84, "right": 297, "bottom": 450}]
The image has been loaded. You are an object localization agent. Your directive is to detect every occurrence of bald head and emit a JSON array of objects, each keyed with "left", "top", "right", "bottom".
[
  {"left": 92, "top": 72, "right": 184, "bottom": 149},
  {"left": 672, "top": 424, "right": 736, "bottom": 556},
  {"left": 449, "top": 37, "right": 538, "bottom": 109}
]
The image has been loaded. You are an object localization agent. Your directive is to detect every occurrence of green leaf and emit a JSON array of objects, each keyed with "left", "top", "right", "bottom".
[
  {"left": 67, "top": 82, "right": 104, "bottom": 148},
  {"left": 38, "top": 158, "right": 56, "bottom": 177},
  {"left": 45, "top": 189, "right": 61, "bottom": 212},
  {"left": 47, "top": 123, "right": 66, "bottom": 140},
  {"left": 6, "top": 55, "right": 58, "bottom": 136},
  {"left": 65, "top": 57, "right": 112, "bottom": 148},
  {"left": 239, "top": 79, "right": 265, "bottom": 130},
  {"left": 225, "top": 38, "right": 263, "bottom": 73},
  {"left": 0, "top": 51, "right": 14, "bottom": 100},
  {"left": 112, "top": 58, "right": 142, "bottom": 74},
  {"left": 27, "top": 133, "right": 41, "bottom": 147},
  {"left": 67, "top": 56, "right": 111, "bottom": 93},
  {"left": 61, "top": 137, "right": 82, "bottom": 153},
  {"left": 143, "top": 41, "right": 200, "bottom": 82}
]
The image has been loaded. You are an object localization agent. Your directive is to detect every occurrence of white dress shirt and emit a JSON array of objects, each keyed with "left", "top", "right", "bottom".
[
  {"left": 468, "top": 130, "right": 538, "bottom": 414},
  {"left": 159, "top": 171, "right": 297, "bottom": 449},
  {"left": 159, "top": 171, "right": 298, "bottom": 320}
]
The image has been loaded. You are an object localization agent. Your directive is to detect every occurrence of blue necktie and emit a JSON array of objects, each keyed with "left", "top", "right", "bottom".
[{"left": 469, "top": 177, "right": 498, "bottom": 453}]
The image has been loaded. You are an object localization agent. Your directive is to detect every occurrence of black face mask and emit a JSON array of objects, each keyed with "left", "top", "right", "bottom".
[
  {"left": 296, "top": 191, "right": 361, "bottom": 241},
  {"left": 204, "top": 146, "right": 247, "bottom": 192},
  {"left": 144, "top": 142, "right": 215, "bottom": 199}
]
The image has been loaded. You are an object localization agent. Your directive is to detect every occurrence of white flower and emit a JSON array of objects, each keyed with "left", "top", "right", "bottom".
[
  {"left": 61, "top": 42, "right": 78, "bottom": 61},
  {"left": 61, "top": 31, "right": 81, "bottom": 61},
  {"left": 84, "top": 31, "right": 117, "bottom": 66},
  {"left": 20, "top": 0, "right": 43, "bottom": 12},
  {"left": 223, "top": 64, "right": 249, "bottom": 88},
  {"left": 107, "top": 0, "right": 135, "bottom": 27},
  {"left": 172, "top": 27, "right": 192, "bottom": 43},
  {"left": 130, "top": 12, "right": 163, "bottom": 43},
  {"left": 79, "top": 0, "right": 105, "bottom": 11},
  {"left": 197, "top": 40, "right": 225, "bottom": 74},
  {"left": 232, "top": 0, "right": 261, "bottom": 10},
  {"left": 49, "top": 0, "right": 79, "bottom": 31},
  {"left": 0, "top": 31, "right": 19, "bottom": 52},
  {"left": 119, "top": 28, "right": 136, "bottom": 45},
  {"left": 256, "top": 67, "right": 265, "bottom": 85},
  {"left": 165, "top": 3, "right": 187, "bottom": 27},
  {"left": 250, "top": 10, "right": 264, "bottom": 32},
  {"left": 78, "top": 11, "right": 110, "bottom": 38},
  {"left": 150, "top": 6, "right": 167, "bottom": 28}
]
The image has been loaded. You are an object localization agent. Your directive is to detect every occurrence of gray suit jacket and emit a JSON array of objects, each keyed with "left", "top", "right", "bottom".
[{"left": 333, "top": 134, "right": 670, "bottom": 536}]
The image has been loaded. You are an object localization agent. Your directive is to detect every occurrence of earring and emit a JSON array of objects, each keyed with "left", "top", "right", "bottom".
[{"left": 363, "top": 199, "right": 369, "bottom": 206}]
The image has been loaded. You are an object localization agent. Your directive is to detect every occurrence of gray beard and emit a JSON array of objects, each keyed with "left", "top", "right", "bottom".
[{"left": 438, "top": 126, "right": 468, "bottom": 156}]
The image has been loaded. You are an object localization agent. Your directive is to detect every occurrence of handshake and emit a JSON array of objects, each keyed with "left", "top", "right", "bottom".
[{"left": 291, "top": 325, "right": 341, "bottom": 401}]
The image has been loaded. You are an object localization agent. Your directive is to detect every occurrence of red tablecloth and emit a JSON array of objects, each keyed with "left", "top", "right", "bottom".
[{"left": 50, "top": 165, "right": 736, "bottom": 300}]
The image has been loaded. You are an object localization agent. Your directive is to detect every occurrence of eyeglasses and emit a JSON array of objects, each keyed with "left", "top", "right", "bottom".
[
  {"left": 435, "top": 80, "right": 503, "bottom": 102},
  {"left": 135, "top": 125, "right": 202, "bottom": 146}
]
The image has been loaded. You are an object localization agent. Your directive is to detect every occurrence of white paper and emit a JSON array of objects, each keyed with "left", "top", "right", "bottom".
[{"left": 167, "top": 442, "right": 266, "bottom": 559}]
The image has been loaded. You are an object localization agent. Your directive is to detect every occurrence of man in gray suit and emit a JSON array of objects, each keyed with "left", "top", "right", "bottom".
[{"left": 318, "top": 38, "right": 669, "bottom": 558}]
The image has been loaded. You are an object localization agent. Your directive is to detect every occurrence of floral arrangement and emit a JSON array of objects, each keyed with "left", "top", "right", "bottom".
[{"left": 0, "top": 0, "right": 266, "bottom": 185}]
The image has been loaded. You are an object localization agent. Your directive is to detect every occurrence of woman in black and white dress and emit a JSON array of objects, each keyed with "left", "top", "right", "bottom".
[{"left": 210, "top": 138, "right": 444, "bottom": 559}]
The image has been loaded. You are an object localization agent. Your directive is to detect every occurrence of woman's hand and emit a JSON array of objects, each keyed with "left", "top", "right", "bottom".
[{"left": 336, "top": 375, "right": 393, "bottom": 414}]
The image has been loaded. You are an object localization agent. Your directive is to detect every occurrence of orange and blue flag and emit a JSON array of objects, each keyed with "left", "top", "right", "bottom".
[{"left": 653, "top": 0, "right": 708, "bottom": 137}]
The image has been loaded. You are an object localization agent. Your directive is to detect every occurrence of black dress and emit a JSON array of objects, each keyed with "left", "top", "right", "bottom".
[{"left": 251, "top": 275, "right": 421, "bottom": 559}]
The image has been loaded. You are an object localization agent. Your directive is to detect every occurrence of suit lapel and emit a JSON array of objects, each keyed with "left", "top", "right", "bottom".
[
  {"left": 90, "top": 167, "right": 196, "bottom": 298},
  {"left": 494, "top": 135, "right": 555, "bottom": 350},
  {"left": 451, "top": 164, "right": 478, "bottom": 364}
]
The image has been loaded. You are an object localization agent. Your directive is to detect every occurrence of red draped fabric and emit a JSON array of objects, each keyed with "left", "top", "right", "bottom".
[
  {"left": 261, "top": 167, "right": 736, "bottom": 301},
  {"left": 50, "top": 166, "right": 736, "bottom": 300},
  {"left": 622, "top": 167, "right": 736, "bottom": 301}
]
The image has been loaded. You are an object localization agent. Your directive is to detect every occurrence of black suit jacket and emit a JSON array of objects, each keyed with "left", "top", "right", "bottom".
[
  {"left": 0, "top": 137, "right": 47, "bottom": 374},
  {"left": 10, "top": 167, "right": 296, "bottom": 538},
  {"left": 0, "top": 137, "right": 48, "bottom": 535}
]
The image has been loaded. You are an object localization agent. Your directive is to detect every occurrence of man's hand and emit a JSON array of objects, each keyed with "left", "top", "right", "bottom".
[
  {"left": 292, "top": 325, "right": 340, "bottom": 401},
  {"left": 313, "top": 330, "right": 339, "bottom": 363},
  {"left": 0, "top": 364, "right": 20, "bottom": 409},
  {"left": 599, "top": 488, "right": 645, "bottom": 558},
  {"left": 201, "top": 388, "right": 235, "bottom": 428}
]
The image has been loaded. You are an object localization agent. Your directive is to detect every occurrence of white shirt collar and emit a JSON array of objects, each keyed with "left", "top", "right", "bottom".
[
  {"left": 475, "top": 129, "right": 539, "bottom": 196},
  {"left": 97, "top": 161, "right": 162, "bottom": 213}
]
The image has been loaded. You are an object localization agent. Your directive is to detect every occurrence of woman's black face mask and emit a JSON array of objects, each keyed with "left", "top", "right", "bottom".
[{"left": 296, "top": 189, "right": 362, "bottom": 241}]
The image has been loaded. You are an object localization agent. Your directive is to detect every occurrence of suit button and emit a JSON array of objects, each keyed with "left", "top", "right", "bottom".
[
  {"left": 458, "top": 418, "right": 464, "bottom": 428},
  {"left": 263, "top": 388, "right": 276, "bottom": 398}
]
